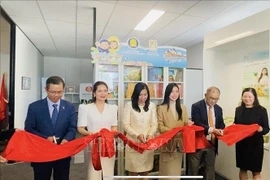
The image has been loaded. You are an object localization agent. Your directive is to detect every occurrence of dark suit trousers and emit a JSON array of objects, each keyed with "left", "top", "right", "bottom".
[
  {"left": 32, "top": 157, "right": 71, "bottom": 180},
  {"left": 187, "top": 147, "right": 216, "bottom": 180}
]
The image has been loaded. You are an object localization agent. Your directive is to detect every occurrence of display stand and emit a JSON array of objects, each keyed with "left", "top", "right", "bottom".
[{"left": 92, "top": 36, "right": 187, "bottom": 176}]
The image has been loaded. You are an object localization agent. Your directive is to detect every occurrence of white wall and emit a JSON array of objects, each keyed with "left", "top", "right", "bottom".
[
  {"left": 15, "top": 27, "right": 44, "bottom": 129},
  {"left": 44, "top": 56, "right": 93, "bottom": 94},
  {"left": 186, "top": 42, "right": 203, "bottom": 69},
  {"left": 204, "top": 29, "right": 269, "bottom": 179}
]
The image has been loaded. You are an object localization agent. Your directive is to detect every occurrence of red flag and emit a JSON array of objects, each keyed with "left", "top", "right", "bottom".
[{"left": 0, "top": 74, "right": 7, "bottom": 121}]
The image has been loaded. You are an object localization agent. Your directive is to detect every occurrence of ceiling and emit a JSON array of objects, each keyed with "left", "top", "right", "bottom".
[{"left": 1, "top": 0, "right": 270, "bottom": 59}]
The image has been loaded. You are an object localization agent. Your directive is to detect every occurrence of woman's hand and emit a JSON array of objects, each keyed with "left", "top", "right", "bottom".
[
  {"left": 146, "top": 135, "right": 154, "bottom": 141},
  {"left": 137, "top": 134, "right": 146, "bottom": 143},
  {"left": 257, "top": 126, "right": 263, "bottom": 132}
]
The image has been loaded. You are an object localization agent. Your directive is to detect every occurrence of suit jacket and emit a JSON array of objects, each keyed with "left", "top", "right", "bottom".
[
  {"left": 24, "top": 98, "right": 77, "bottom": 144},
  {"left": 191, "top": 99, "right": 225, "bottom": 151},
  {"left": 157, "top": 104, "right": 188, "bottom": 152}
]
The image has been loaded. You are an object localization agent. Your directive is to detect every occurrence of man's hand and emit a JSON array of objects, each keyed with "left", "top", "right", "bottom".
[
  {"left": 137, "top": 134, "right": 146, "bottom": 143},
  {"left": 47, "top": 136, "right": 54, "bottom": 142},
  {"left": 0, "top": 156, "right": 7, "bottom": 163},
  {"left": 60, "top": 139, "right": 68, "bottom": 145},
  {"left": 188, "top": 120, "right": 194, "bottom": 126},
  {"left": 213, "top": 128, "right": 223, "bottom": 136}
]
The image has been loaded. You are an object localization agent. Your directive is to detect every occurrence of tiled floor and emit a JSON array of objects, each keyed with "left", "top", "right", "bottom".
[{"left": 0, "top": 158, "right": 228, "bottom": 180}]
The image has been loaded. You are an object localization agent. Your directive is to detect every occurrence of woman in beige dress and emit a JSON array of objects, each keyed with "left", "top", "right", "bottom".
[
  {"left": 157, "top": 83, "right": 189, "bottom": 180},
  {"left": 123, "top": 82, "right": 158, "bottom": 180}
]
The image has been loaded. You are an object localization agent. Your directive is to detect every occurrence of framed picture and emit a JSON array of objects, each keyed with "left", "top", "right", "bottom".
[
  {"left": 21, "top": 76, "right": 31, "bottom": 90},
  {"left": 66, "top": 86, "right": 75, "bottom": 93}
]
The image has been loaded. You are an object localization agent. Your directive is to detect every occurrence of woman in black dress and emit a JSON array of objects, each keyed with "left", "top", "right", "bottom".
[{"left": 234, "top": 87, "right": 269, "bottom": 180}]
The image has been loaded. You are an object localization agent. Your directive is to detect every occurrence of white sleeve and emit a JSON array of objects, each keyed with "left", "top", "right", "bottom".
[
  {"left": 77, "top": 104, "right": 88, "bottom": 127},
  {"left": 111, "top": 104, "right": 118, "bottom": 126}
]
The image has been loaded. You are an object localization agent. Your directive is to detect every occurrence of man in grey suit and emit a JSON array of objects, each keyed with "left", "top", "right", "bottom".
[
  {"left": 25, "top": 76, "right": 77, "bottom": 180},
  {"left": 187, "top": 86, "right": 225, "bottom": 180}
]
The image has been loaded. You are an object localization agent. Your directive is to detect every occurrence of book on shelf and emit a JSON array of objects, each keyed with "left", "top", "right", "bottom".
[
  {"left": 148, "top": 67, "right": 163, "bottom": 81},
  {"left": 125, "top": 83, "right": 135, "bottom": 98},
  {"left": 169, "top": 68, "right": 183, "bottom": 82},
  {"left": 148, "top": 83, "right": 163, "bottom": 98},
  {"left": 124, "top": 67, "right": 141, "bottom": 81},
  {"left": 177, "top": 83, "right": 183, "bottom": 99}
]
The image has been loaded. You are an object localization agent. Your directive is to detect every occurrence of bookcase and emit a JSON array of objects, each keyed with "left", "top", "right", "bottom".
[{"left": 94, "top": 62, "right": 186, "bottom": 176}]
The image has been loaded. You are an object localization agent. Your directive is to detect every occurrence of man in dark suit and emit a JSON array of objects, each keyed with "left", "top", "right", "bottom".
[
  {"left": 187, "top": 86, "right": 225, "bottom": 180},
  {"left": 25, "top": 76, "right": 77, "bottom": 180}
]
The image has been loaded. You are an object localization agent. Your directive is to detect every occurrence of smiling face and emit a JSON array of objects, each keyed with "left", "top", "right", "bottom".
[
  {"left": 110, "top": 41, "right": 118, "bottom": 49},
  {"left": 94, "top": 84, "right": 108, "bottom": 102},
  {"left": 242, "top": 91, "right": 255, "bottom": 107},
  {"left": 169, "top": 86, "right": 180, "bottom": 102},
  {"left": 262, "top": 68, "right": 268, "bottom": 75}
]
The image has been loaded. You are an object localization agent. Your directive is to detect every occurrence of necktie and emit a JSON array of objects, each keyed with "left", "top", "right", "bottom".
[
  {"left": 52, "top": 104, "right": 58, "bottom": 128},
  {"left": 208, "top": 106, "right": 215, "bottom": 144}
]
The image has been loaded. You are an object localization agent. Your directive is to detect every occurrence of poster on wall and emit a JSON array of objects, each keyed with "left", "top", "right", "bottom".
[
  {"left": 80, "top": 83, "right": 92, "bottom": 104},
  {"left": 243, "top": 50, "right": 269, "bottom": 108},
  {"left": 91, "top": 36, "right": 187, "bottom": 68},
  {"left": 242, "top": 50, "right": 269, "bottom": 147}
]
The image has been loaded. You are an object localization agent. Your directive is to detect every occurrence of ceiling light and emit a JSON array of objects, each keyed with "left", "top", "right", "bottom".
[
  {"left": 134, "top": 10, "right": 165, "bottom": 31},
  {"left": 215, "top": 31, "right": 254, "bottom": 45}
]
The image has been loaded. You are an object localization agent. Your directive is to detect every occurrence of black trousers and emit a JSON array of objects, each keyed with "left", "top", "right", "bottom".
[{"left": 31, "top": 157, "right": 71, "bottom": 180}]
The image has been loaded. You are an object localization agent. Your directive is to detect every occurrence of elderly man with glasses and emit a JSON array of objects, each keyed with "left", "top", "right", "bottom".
[{"left": 187, "top": 86, "right": 225, "bottom": 180}]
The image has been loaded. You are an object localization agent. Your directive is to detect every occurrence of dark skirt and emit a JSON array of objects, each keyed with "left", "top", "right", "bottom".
[{"left": 236, "top": 134, "right": 264, "bottom": 172}]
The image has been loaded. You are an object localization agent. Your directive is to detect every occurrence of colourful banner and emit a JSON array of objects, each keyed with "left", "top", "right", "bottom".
[{"left": 91, "top": 36, "right": 187, "bottom": 68}]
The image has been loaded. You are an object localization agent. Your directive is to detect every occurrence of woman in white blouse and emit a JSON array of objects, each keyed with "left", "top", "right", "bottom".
[
  {"left": 123, "top": 82, "right": 158, "bottom": 180},
  {"left": 77, "top": 81, "right": 118, "bottom": 180}
]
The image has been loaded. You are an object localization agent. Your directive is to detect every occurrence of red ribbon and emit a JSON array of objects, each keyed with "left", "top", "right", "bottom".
[{"left": 1, "top": 124, "right": 259, "bottom": 170}]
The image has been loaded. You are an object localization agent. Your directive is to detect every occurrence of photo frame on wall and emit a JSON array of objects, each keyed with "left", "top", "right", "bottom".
[
  {"left": 21, "top": 76, "right": 31, "bottom": 90},
  {"left": 66, "top": 86, "right": 75, "bottom": 93}
]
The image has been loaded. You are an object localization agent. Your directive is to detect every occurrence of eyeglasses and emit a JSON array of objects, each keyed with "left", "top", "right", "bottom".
[
  {"left": 208, "top": 96, "right": 219, "bottom": 101},
  {"left": 47, "top": 90, "right": 63, "bottom": 95}
]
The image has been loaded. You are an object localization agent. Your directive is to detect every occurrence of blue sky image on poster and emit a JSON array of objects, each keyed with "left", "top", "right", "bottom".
[{"left": 91, "top": 36, "right": 187, "bottom": 68}]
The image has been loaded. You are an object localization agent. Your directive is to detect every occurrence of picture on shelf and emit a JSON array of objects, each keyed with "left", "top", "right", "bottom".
[
  {"left": 169, "top": 68, "right": 183, "bottom": 82},
  {"left": 66, "top": 86, "right": 75, "bottom": 93},
  {"left": 124, "top": 67, "right": 141, "bottom": 81},
  {"left": 148, "top": 67, "right": 163, "bottom": 81}
]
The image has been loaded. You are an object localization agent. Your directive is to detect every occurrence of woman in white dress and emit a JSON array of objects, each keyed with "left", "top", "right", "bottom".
[
  {"left": 77, "top": 81, "right": 118, "bottom": 180},
  {"left": 123, "top": 82, "right": 158, "bottom": 180}
]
